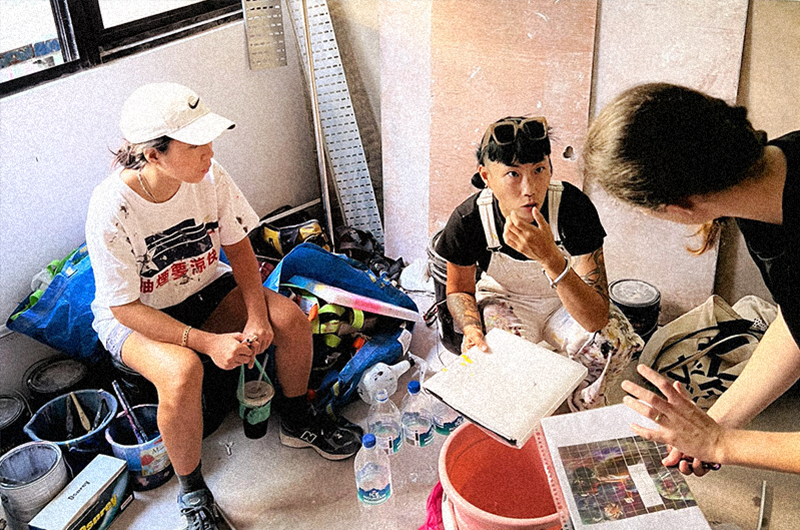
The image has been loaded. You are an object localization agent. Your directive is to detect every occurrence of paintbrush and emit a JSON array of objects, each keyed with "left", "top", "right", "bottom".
[
  {"left": 65, "top": 393, "right": 75, "bottom": 439},
  {"left": 91, "top": 398, "right": 107, "bottom": 431},
  {"left": 70, "top": 392, "right": 92, "bottom": 432},
  {"left": 112, "top": 380, "right": 148, "bottom": 444}
]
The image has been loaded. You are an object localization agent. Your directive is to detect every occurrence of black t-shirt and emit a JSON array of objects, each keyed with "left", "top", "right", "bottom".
[
  {"left": 436, "top": 181, "right": 606, "bottom": 272},
  {"left": 736, "top": 130, "right": 800, "bottom": 345}
]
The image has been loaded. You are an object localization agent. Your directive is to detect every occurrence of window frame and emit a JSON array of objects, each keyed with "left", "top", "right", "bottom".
[{"left": 0, "top": 0, "right": 242, "bottom": 98}]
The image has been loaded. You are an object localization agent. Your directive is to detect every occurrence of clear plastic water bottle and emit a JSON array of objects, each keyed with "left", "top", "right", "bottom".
[
  {"left": 354, "top": 433, "right": 393, "bottom": 506},
  {"left": 399, "top": 380, "right": 436, "bottom": 485},
  {"left": 431, "top": 399, "right": 464, "bottom": 436},
  {"left": 367, "top": 388, "right": 403, "bottom": 455}
]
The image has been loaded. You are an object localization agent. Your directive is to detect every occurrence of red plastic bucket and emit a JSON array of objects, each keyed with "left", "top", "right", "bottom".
[{"left": 439, "top": 422, "right": 561, "bottom": 530}]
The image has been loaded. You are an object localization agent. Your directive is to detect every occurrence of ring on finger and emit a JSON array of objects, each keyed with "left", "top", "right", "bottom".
[{"left": 654, "top": 412, "right": 662, "bottom": 423}]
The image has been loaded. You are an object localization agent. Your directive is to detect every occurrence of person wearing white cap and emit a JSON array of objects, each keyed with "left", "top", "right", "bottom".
[{"left": 85, "top": 83, "right": 360, "bottom": 530}]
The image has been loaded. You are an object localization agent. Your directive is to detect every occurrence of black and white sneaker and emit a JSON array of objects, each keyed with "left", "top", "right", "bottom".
[
  {"left": 177, "top": 488, "right": 235, "bottom": 530},
  {"left": 280, "top": 409, "right": 361, "bottom": 460}
]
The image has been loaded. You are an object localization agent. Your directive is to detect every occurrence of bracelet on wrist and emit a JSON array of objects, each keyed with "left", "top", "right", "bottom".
[
  {"left": 181, "top": 325, "right": 192, "bottom": 347},
  {"left": 543, "top": 256, "right": 571, "bottom": 289}
]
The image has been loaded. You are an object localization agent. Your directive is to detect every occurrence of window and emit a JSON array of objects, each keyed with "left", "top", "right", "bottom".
[{"left": 0, "top": 0, "right": 242, "bottom": 98}]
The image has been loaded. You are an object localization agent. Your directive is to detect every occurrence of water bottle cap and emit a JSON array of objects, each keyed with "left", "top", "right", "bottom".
[
  {"left": 408, "top": 379, "right": 421, "bottom": 394},
  {"left": 362, "top": 433, "right": 376, "bottom": 448},
  {"left": 374, "top": 388, "right": 389, "bottom": 402}
]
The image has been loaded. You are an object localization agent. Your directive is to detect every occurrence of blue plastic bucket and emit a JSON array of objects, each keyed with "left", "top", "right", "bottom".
[
  {"left": 105, "top": 404, "right": 173, "bottom": 491},
  {"left": 24, "top": 389, "right": 117, "bottom": 474}
]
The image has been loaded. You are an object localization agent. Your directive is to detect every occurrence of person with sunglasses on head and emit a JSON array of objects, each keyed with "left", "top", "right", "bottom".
[
  {"left": 85, "top": 83, "right": 360, "bottom": 530},
  {"left": 584, "top": 82, "right": 800, "bottom": 475},
  {"left": 435, "top": 116, "right": 643, "bottom": 411}
]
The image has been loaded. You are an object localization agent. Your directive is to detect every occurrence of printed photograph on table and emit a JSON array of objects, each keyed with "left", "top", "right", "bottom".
[{"left": 559, "top": 436, "right": 696, "bottom": 524}]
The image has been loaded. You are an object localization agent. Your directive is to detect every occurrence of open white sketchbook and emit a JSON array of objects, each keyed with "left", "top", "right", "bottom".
[
  {"left": 422, "top": 328, "right": 587, "bottom": 448},
  {"left": 539, "top": 404, "right": 711, "bottom": 530}
]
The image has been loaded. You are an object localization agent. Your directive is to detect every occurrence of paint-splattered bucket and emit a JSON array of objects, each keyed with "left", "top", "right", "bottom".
[
  {"left": 0, "top": 441, "right": 70, "bottom": 530},
  {"left": 105, "top": 404, "right": 173, "bottom": 491},
  {"left": 24, "top": 389, "right": 117, "bottom": 474},
  {"left": 0, "top": 393, "right": 31, "bottom": 457}
]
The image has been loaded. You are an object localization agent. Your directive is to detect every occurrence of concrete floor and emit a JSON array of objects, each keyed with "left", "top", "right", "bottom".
[{"left": 7, "top": 290, "right": 800, "bottom": 529}]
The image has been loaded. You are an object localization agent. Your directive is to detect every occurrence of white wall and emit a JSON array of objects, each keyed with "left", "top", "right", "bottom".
[{"left": 0, "top": 20, "right": 320, "bottom": 393}]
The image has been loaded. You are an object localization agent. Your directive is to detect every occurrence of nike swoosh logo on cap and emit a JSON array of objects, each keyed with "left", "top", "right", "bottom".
[{"left": 189, "top": 97, "right": 200, "bottom": 109}]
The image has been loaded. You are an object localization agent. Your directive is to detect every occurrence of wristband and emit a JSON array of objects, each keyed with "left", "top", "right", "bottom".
[
  {"left": 544, "top": 256, "right": 571, "bottom": 289},
  {"left": 181, "top": 325, "right": 192, "bottom": 347}
]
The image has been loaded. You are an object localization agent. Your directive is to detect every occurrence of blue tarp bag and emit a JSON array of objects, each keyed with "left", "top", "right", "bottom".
[
  {"left": 265, "top": 243, "right": 418, "bottom": 416},
  {"left": 6, "top": 243, "right": 102, "bottom": 364}
]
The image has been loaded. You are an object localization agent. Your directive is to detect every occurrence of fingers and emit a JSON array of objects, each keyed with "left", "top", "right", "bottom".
[
  {"left": 662, "top": 446, "right": 684, "bottom": 467},
  {"left": 532, "top": 206, "right": 549, "bottom": 228}
]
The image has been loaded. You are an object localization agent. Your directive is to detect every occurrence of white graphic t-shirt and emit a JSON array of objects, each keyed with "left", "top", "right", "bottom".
[{"left": 86, "top": 159, "right": 259, "bottom": 348}]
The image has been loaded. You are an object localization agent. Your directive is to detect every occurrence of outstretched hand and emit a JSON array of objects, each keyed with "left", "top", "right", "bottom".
[{"left": 621, "top": 364, "right": 723, "bottom": 476}]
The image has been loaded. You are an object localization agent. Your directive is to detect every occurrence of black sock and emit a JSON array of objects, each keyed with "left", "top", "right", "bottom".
[
  {"left": 177, "top": 462, "right": 207, "bottom": 495},
  {"left": 282, "top": 395, "right": 312, "bottom": 426}
]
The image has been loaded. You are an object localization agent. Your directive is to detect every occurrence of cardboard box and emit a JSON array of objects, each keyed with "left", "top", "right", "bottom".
[{"left": 29, "top": 454, "right": 134, "bottom": 530}]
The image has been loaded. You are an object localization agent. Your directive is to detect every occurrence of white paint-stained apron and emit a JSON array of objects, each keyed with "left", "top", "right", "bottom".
[{"left": 473, "top": 186, "right": 642, "bottom": 410}]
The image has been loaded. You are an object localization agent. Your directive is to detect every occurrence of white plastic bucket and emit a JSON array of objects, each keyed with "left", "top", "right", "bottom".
[{"left": 0, "top": 440, "right": 69, "bottom": 530}]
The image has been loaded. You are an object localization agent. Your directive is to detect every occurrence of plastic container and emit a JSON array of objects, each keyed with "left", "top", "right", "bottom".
[
  {"left": 24, "top": 389, "right": 118, "bottom": 474},
  {"left": 354, "top": 433, "right": 393, "bottom": 506},
  {"left": 431, "top": 399, "right": 464, "bottom": 436},
  {"left": 367, "top": 388, "right": 403, "bottom": 455},
  {"left": 609, "top": 279, "right": 661, "bottom": 345},
  {"left": 399, "top": 380, "right": 436, "bottom": 485},
  {"left": 0, "top": 393, "right": 31, "bottom": 457},
  {"left": 439, "top": 422, "right": 561, "bottom": 530},
  {"left": 357, "top": 360, "right": 412, "bottom": 404},
  {"left": 0, "top": 441, "right": 70, "bottom": 530},
  {"left": 105, "top": 404, "right": 173, "bottom": 491},
  {"left": 24, "top": 356, "right": 93, "bottom": 410},
  {"left": 427, "top": 230, "right": 463, "bottom": 354}
]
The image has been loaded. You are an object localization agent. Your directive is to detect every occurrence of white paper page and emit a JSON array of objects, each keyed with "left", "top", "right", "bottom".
[{"left": 540, "top": 404, "right": 711, "bottom": 530}]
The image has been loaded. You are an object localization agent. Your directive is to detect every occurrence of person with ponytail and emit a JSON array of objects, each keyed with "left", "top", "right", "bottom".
[
  {"left": 86, "top": 83, "right": 360, "bottom": 529},
  {"left": 435, "top": 116, "right": 642, "bottom": 412},
  {"left": 584, "top": 82, "right": 800, "bottom": 475}
]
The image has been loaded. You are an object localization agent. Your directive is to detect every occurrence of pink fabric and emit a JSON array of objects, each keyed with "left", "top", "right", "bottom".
[{"left": 419, "top": 481, "right": 445, "bottom": 530}]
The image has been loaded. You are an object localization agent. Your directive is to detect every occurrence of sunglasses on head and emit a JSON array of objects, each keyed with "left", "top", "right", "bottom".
[{"left": 481, "top": 117, "right": 548, "bottom": 148}]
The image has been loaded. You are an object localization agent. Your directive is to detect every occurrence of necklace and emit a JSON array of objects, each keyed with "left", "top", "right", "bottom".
[{"left": 137, "top": 169, "right": 159, "bottom": 203}]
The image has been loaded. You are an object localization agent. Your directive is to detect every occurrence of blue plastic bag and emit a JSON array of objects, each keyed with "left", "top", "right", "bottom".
[
  {"left": 6, "top": 243, "right": 102, "bottom": 364},
  {"left": 265, "top": 243, "right": 418, "bottom": 416}
]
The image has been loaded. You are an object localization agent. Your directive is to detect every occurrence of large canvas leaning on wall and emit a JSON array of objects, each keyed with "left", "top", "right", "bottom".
[{"left": 382, "top": 0, "right": 748, "bottom": 322}]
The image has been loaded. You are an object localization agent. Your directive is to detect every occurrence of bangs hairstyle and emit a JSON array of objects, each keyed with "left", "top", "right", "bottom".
[{"left": 476, "top": 116, "right": 552, "bottom": 167}]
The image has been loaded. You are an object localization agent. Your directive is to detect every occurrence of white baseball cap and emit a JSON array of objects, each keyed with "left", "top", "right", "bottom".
[{"left": 120, "top": 82, "right": 235, "bottom": 145}]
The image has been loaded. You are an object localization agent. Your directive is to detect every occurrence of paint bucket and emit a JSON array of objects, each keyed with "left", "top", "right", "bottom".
[
  {"left": 105, "top": 404, "right": 173, "bottom": 491},
  {"left": 426, "top": 229, "right": 463, "bottom": 354},
  {"left": 24, "top": 357, "right": 94, "bottom": 410},
  {"left": 439, "top": 422, "right": 561, "bottom": 530},
  {"left": 0, "top": 394, "right": 31, "bottom": 457},
  {"left": 0, "top": 441, "right": 70, "bottom": 530},
  {"left": 24, "top": 389, "right": 118, "bottom": 474},
  {"left": 609, "top": 279, "right": 661, "bottom": 344}
]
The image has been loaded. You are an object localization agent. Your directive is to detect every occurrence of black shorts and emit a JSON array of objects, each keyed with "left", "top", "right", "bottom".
[{"left": 110, "top": 272, "right": 237, "bottom": 373}]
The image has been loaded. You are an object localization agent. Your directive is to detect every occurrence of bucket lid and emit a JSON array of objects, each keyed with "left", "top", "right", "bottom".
[
  {"left": 27, "top": 358, "right": 88, "bottom": 394},
  {"left": 0, "top": 395, "right": 24, "bottom": 429},
  {"left": 609, "top": 279, "right": 661, "bottom": 308}
]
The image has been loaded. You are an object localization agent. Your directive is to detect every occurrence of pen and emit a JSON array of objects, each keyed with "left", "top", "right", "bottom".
[{"left": 680, "top": 456, "right": 721, "bottom": 471}]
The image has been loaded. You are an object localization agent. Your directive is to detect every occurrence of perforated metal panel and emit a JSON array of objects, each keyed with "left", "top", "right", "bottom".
[
  {"left": 242, "top": 0, "right": 287, "bottom": 69},
  {"left": 287, "top": 0, "right": 384, "bottom": 245}
]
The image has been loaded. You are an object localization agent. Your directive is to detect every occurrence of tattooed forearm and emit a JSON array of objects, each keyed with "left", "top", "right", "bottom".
[
  {"left": 447, "top": 292, "right": 483, "bottom": 332},
  {"left": 580, "top": 248, "right": 610, "bottom": 303}
]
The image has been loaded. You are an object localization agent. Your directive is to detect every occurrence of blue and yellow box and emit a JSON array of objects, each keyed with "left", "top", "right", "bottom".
[{"left": 29, "top": 454, "right": 134, "bottom": 530}]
